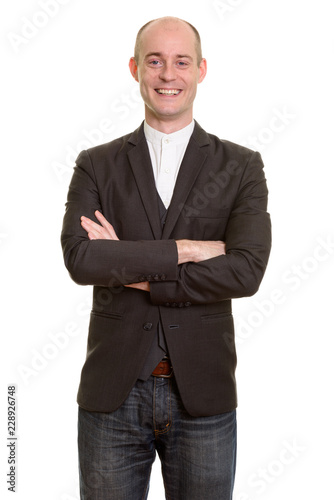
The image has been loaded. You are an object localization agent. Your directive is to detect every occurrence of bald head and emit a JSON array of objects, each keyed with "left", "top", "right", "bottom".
[{"left": 134, "top": 16, "right": 203, "bottom": 66}]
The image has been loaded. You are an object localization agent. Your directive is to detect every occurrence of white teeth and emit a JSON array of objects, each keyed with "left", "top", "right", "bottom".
[{"left": 156, "top": 89, "right": 181, "bottom": 95}]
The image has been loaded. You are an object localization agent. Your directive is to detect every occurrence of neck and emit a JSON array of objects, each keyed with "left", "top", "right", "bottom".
[{"left": 145, "top": 109, "right": 193, "bottom": 134}]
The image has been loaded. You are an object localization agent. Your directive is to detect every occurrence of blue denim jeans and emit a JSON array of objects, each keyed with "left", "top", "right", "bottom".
[{"left": 78, "top": 376, "right": 236, "bottom": 500}]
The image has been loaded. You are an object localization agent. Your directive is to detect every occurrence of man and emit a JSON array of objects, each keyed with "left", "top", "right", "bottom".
[{"left": 61, "top": 16, "right": 271, "bottom": 500}]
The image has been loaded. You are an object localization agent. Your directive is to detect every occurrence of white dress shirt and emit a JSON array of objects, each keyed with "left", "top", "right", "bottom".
[{"left": 144, "top": 120, "right": 195, "bottom": 208}]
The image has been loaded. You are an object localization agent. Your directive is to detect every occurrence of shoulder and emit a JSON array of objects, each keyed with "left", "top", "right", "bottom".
[
  {"left": 84, "top": 131, "right": 135, "bottom": 162},
  {"left": 211, "top": 135, "right": 256, "bottom": 158},
  {"left": 77, "top": 122, "right": 144, "bottom": 164},
  {"left": 193, "top": 122, "right": 259, "bottom": 164}
]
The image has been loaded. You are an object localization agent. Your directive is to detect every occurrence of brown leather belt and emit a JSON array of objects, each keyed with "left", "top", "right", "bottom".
[{"left": 152, "top": 358, "right": 173, "bottom": 378}]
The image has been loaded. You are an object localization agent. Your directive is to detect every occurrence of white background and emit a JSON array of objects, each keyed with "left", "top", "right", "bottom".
[{"left": 1, "top": 0, "right": 333, "bottom": 498}]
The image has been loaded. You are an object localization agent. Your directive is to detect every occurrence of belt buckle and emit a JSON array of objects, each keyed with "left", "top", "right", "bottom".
[
  {"left": 152, "top": 358, "right": 173, "bottom": 378},
  {"left": 156, "top": 367, "right": 173, "bottom": 379}
]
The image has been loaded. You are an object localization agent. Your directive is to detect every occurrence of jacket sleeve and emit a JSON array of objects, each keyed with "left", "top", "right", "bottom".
[
  {"left": 149, "top": 151, "right": 272, "bottom": 305},
  {"left": 61, "top": 150, "right": 179, "bottom": 287}
]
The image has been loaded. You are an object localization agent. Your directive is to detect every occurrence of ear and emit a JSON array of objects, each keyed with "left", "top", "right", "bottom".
[
  {"left": 129, "top": 57, "right": 139, "bottom": 82},
  {"left": 198, "top": 58, "right": 207, "bottom": 84}
]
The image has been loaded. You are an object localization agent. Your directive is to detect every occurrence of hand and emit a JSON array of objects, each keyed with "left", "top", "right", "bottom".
[
  {"left": 176, "top": 239, "right": 226, "bottom": 264},
  {"left": 125, "top": 282, "right": 150, "bottom": 292},
  {"left": 81, "top": 211, "right": 119, "bottom": 240},
  {"left": 81, "top": 211, "right": 149, "bottom": 291}
]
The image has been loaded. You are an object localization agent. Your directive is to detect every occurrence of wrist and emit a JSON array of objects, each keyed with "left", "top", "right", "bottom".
[{"left": 176, "top": 239, "right": 197, "bottom": 264}]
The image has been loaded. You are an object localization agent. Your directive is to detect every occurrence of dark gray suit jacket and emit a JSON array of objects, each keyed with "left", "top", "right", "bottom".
[{"left": 61, "top": 121, "right": 271, "bottom": 417}]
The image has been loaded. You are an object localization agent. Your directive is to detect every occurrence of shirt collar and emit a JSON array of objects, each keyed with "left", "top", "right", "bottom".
[{"left": 144, "top": 120, "right": 195, "bottom": 146}]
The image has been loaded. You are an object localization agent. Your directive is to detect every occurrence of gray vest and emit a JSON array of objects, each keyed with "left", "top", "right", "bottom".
[{"left": 138, "top": 193, "right": 169, "bottom": 380}]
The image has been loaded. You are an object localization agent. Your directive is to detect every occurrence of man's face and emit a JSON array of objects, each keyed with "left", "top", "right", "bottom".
[{"left": 129, "top": 20, "right": 207, "bottom": 131}]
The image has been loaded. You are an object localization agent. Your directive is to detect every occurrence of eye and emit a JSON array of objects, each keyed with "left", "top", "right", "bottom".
[
  {"left": 148, "top": 60, "right": 162, "bottom": 66},
  {"left": 177, "top": 61, "right": 188, "bottom": 67}
]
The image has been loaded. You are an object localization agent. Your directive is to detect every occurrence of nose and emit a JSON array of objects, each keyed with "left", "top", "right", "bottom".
[{"left": 159, "top": 62, "right": 177, "bottom": 82}]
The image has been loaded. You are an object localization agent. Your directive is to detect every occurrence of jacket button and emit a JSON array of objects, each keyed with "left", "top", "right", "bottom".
[
  {"left": 178, "top": 302, "right": 184, "bottom": 308},
  {"left": 143, "top": 323, "right": 153, "bottom": 331},
  {"left": 185, "top": 302, "right": 192, "bottom": 307},
  {"left": 138, "top": 275, "right": 146, "bottom": 281},
  {"left": 161, "top": 274, "right": 166, "bottom": 280},
  {"left": 153, "top": 274, "right": 160, "bottom": 281},
  {"left": 165, "top": 303, "right": 170, "bottom": 307},
  {"left": 171, "top": 302, "right": 177, "bottom": 307},
  {"left": 147, "top": 275, "right": 152, "bottom": 281}
]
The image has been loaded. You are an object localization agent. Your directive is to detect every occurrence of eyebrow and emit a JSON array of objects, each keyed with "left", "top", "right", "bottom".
[{"left": 144, "top": 52, "right": 193, "bottom": 61}]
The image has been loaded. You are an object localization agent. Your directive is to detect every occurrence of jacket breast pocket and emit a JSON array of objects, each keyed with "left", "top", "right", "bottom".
[
  {"left": 178, "top": 207, "right": 230, "bottom": 239},
  {"left": 183, "top": 216, "right": 229, "bottom": 240},
  {"left": 185, "top": 207, "right": 230, "bottom": 219}
]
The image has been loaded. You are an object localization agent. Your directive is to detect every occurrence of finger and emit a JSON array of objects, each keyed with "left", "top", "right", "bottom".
[
  {"left": 81, "top": 217, "right": 110, "bottom": 239},
  {"left": 95, "top": 211, "right": 119, "bottom": 240},
  {"left": 81, "top": 217, "right": 103, "bottom": 235}
]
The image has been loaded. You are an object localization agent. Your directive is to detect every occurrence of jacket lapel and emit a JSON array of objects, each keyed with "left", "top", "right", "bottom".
[
  {"left": 162, "top": 122, "right": 210, "bottom": 239},
  {"left": 127, "top": 124, "right": 162, "bottom": 240},
  {"left": 127, "top": 121, "right": 211, "bottom": 241}
]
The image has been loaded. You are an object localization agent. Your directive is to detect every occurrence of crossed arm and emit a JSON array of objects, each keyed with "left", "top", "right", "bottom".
[
  {"left": 61, "top": 148, "right": 271, "bottom": 304},
  {"left": 81, "top": 210, "right": 226, "bottom": 292}
]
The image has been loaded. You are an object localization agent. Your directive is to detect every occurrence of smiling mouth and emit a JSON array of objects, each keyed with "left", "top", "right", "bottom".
[{"left": 155, "top": 89, "right": 182, "bottom": 95}]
